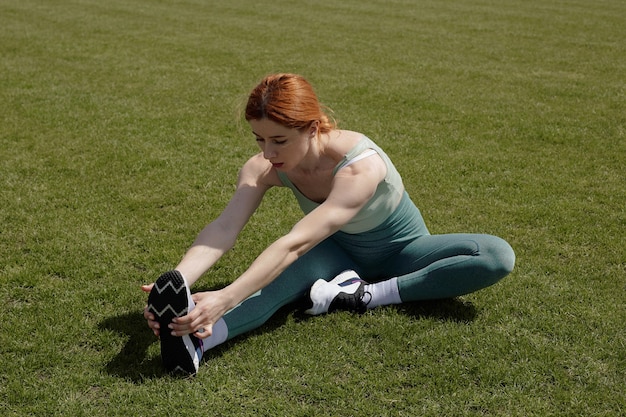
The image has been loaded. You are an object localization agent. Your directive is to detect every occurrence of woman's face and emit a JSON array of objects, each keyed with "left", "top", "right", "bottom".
[{"left": 249, "top": 118, "right": 313, "bottom": 171}]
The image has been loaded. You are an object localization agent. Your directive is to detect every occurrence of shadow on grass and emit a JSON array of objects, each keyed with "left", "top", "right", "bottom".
[
  {"left": 390, "top": 298, "right": 479, "bottom": 323},
  {"left": 97, "top": 304, "right": 294, "bottom": 382},
  {"left": 98, "top": 312, "right": 166, "bottom": 382},
  {"left": 291, "top": 296, "right": 478, "bottom": 323},
  {"left": 99, "top": 298, "right": 476, "bottom": 381},
  {"left": 204, "top": 298, "right": 478, "bottom": 364}
]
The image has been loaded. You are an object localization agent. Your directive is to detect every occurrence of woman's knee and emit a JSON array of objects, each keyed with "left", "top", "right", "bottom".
[{"left": 485, "top": 235, "right": 516, "bottom": 277}]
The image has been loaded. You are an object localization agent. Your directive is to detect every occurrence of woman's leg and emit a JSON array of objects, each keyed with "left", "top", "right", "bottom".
[
  {"left": 305, "top": 233, "right": 515, "bottom": 314},
  {"left": 388, "top": 233, "right": 515, "bottom": 301},
  {"left": 149, "top": 239, "right": 356, "bottom": 372},
  {"left": 221, "top": 238, "right": 357, "bottom": 340},
  {"left": 308, "top": 194, "right": 514, "bottom": 313}
]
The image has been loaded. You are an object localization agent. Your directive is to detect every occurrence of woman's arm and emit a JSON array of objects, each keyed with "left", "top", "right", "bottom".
[
  {"left": 172, "top": 153, "right": 387, "bottom": 338},
  {"left": 142, "top": 153, "right": 277, "bottom": 335},
  {"left": 176, "top": 153, "right": 276, "bottom": 284}
]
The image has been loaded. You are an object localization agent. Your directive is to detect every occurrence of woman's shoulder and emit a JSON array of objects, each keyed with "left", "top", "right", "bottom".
[{"left": 327, "top": 129, "right": 367, "bottom": 156}]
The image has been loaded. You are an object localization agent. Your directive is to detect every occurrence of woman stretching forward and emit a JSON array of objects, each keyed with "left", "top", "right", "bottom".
[{"left": 142, "top": 73, "right": 515, "bottom": 375}]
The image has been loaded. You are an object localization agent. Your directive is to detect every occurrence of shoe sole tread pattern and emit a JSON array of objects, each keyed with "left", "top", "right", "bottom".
[{"left": 147, "top": 271, "right": 197, "bottom": 375}]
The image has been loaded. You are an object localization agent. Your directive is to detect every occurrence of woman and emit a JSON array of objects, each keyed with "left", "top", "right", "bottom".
[{"left": 142, "top": 73, "right": 515, "bottom": 375}]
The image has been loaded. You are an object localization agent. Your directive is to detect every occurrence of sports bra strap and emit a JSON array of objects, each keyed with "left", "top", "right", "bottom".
[{"left": 341, "top": 149, "right": 378, "bottom": 168}]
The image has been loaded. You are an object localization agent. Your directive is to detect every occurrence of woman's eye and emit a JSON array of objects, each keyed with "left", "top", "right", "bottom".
[
  {"left": 274, "top": 140, "right": 287, "bottom": 145},
  {"left": 255, "top": 137, "right": 264, "bottom": 143}
]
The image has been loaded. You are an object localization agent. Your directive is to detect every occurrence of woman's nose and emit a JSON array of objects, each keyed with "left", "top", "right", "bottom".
[{"left": 263, "top": 144, "right": 276, "bottom": 159}]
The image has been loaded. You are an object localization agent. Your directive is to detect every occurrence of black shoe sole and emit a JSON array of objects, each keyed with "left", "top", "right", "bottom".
[{"left": 147, "top": 270, "right": 199, "bottom": 375}]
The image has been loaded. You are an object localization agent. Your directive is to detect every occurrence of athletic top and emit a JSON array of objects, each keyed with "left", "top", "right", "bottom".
[{"left": 276, "top": 135, "right": 405, "bottom": 234}]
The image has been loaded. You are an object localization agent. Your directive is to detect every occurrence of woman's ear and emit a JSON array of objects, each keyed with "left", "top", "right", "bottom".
[{"left": 309, "top": 121, "right": 320, "bottom": 138}]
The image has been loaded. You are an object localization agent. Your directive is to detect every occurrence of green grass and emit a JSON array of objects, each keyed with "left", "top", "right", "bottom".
[{"left": 1, "top": 0, "right": 624, "bottom": 415}]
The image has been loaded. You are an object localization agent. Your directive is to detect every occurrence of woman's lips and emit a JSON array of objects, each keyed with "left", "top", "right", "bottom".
[{"left": 272, "top": 162, "right": 284, "bottom": 168}]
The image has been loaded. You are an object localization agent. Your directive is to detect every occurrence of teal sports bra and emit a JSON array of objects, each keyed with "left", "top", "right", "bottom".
[{"left": 276, "top": 136, "right": 404, "bottom": 234}]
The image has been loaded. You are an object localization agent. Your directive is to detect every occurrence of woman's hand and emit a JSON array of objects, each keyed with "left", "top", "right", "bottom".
[
  {"left": 141, "top": 284, "right": 230, "bottom": 340},
  {"left": 167, "top": 290, "right": 232, "bottom": 339},
  {"left": 141, "top": 283, "right": 161, "bottom": 337}
]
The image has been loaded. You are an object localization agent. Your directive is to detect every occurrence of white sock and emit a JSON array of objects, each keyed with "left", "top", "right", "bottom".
[
  {"left": 182, "top": 274, "right": 229, "bottom": 352},
  {"left": 201, "top": 318, "right": 228, "bottom": 351},
  {"left": 364, "top": 277, "right": 402, "bottom": 309}
]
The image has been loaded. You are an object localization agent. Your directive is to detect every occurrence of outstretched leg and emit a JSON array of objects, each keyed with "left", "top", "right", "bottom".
[{"left": 220, "top": 238, "right": 357, "bottom": 340}]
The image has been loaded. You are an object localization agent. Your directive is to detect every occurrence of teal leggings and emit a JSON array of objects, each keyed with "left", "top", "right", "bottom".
[{"left": 224, "top": 193, "right": 515, "bottom": 339}]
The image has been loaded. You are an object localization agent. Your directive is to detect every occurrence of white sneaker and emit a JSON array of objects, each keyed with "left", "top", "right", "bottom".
[{"left": 305, "top": 270, "right": 371, "bottom": 315}]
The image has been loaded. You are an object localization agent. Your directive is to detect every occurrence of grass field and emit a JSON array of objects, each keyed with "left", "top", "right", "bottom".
[{"left": 1, "top": 0, "right": 624, "bottom": 415}]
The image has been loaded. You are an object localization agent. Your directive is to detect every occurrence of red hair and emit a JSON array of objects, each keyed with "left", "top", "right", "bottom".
[{"left": 245, "top": 74, "right": 335, "bottom": 133}]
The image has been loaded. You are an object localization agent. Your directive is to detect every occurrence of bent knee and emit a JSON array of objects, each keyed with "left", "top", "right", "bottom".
[{"left": 487, "top": 236, "right": 515, "bottom": 277}]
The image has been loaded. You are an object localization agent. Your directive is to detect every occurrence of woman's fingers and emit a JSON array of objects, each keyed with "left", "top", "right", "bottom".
[
  {"left": 169, "top": 312, "right": 214, "bottom": 338},
  {"left": 141, "top": 283, "right": 154, "bottom": 293},
  {"left": 193, "top": 324, "right": 214, "bottom": 339}
]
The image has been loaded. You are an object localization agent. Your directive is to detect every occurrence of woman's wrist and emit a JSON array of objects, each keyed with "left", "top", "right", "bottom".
[{"left": 219, "top": 284, "right": 247, "bottom": 312}]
